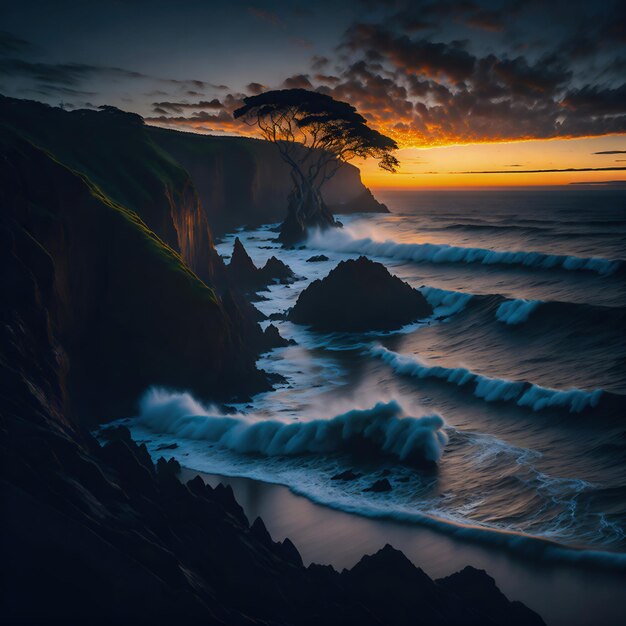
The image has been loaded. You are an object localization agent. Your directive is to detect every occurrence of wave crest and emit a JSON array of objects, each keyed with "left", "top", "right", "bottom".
[
  {"left": 370, "top": 346, "right": 606, "bottom": 413},
  {"left": 137, "top": 390, "right": 448, "bottom": 465},
  {"left": 308, "top": 229, "right": 622, "bottom": 276},
  {"left": 495, "top": 299, "right": 542, "bottom": 324}
]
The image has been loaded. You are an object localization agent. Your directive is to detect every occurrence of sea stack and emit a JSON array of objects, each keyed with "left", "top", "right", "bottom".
[{"left": 289, "top": 256, "right": 433, "bottom": 332}]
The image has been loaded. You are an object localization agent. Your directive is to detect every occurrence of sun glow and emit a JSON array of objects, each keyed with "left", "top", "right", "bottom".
[{"left": 357, "top": 134, "right": 626, "bottom": 188}]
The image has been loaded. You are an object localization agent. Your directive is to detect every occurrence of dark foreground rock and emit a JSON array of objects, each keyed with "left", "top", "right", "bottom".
[
  {"left": 290, "top": 256, "right": 433, "bottom": 332},
  {"left": 261, "top": 323, "right": 293, "bottom": 351}
]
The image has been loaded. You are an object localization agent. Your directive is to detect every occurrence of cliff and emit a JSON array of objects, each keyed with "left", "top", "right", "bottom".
[
  {"left": 0, "top": 127, "right": 268, "bottom": 426},
  {"left": 0, "top": 95, "right": 224, "bottom": 286},
  {"left": 0, "top": 224, "right": 544, "bottom": 623},
  {"left": 149, "top": 126, "right": 388, "bottom": 236},
  {"left": 0, "top": 95, "right": 544, "bottom": 625}
]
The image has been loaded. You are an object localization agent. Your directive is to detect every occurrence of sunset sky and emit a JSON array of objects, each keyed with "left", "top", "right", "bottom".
[{"left": 1, "top": 0, "right": 624, "bottom": 188}]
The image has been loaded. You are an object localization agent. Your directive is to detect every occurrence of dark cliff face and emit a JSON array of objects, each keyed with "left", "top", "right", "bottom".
[
  {"left": 149, "top": 126, "right": 389, "bottom": 236},
  {"left": 0, "top": 128, "right": 267, "bottom": 426},
  {"left": 0, "top": 95, "right": 225, "bottom": 287}
]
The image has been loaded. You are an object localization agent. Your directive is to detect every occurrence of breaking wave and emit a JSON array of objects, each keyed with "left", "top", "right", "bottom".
[
  {"left": 420, "top": 286, "right": 473, "bottom": 317},
  {"left": 308, "top": 229, "right": 622, "bottom": 276},
  {"left": 420, "top": 286, "right": 625, "bottom": 332},
  {"left": 495, "top": 298, "right": 542, "bottom": 324},
  {"left": 137, "top": 389, "right": 448, "bottom": 465},
  {"left": 369, "top": 345, "right": 612, "bottom": 413}
]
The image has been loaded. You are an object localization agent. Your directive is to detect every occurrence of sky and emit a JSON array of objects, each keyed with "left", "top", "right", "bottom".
[{"left": 1, "top": 0, "right": 625, "bottom": 188}]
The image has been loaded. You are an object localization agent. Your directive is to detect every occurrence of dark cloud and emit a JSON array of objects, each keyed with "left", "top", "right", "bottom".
[
  {"left": 152, "top": 99, "right": 223, "bottom": 113},
  {"left": 314, "top": 74, "right": 341, "bottom": 84},
  {"left": 311, "top": 55, "right": 329, "bottom": 70},
  {"left": 594, "top": 150, "right": 626, "bottom": 155},
  {"left": 27, "top": 84, "right": 98, "bottom": 98},
  {"left": 6, "top": 0, "right": 624, "bottom": 148},
  {"left": 0, "top": 31, "right": 32, "bottom": 56},
  {"left": 344, "top": 24, "right": 476, "bottom": 83},
  {"left": 281, "top": 74, "right": 314, "bottom": 89},
  {"left": 246, "top": 82, "right": 267, "bottom": 94},
  {"left": 145, "top": 108, "right": 242, "bottom": 134},
  {"left": 562, "top": 84, "right": 626, "bottom": 115},
  {"left": 0, "top": 57, "right": 216, "bottom": 91}
]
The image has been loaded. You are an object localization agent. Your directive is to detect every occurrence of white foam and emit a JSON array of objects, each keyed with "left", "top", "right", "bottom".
[
  {"left": 137, "top": 389, "right": 448, "bottom": 464},
  {"left": 369, "top": 346, "right": 603, "bottom": 413},
  {"left": 308, "top": 228, "right": 621, "bottom": 276}
]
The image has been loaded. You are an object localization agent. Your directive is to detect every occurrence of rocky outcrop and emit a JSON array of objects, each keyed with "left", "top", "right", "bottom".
[
  {"left": 149, "top": 126, "right": 388, "bottom": 236},
  {"left": 290, "top": 256, "right": 433, "bottom": 332},
  {"left": 228, "top": 237, "right": 296, "bottom": 291},
  {"left": 278, "top": 185, "right": 341, "bottom": 246},
  {"left": 437, "top": 567, "right": 546, "bottom": 626}
]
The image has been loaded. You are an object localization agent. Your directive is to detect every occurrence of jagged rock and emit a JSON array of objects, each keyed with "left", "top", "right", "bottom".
[
  {"left": 277, "top": 537, "right": 303, "bottom": 567},
  {"left": 261, "top": 256, "right": 295, "bottom": 284},
  {"left": 156, "top": 456, "right": 181, "bottom": 478},
  {"left": 306, "top": 254, "right": 329, "bottom": 263},
  {"left": 364, "top": 478, "right": 393, "bottom": 492},
  {"left": 227, "top": 238, "right": 296, "bottom": 291},
  {"left": 250, "top": 517, "right": 273, "bottom": 545},
  {"left": 290, "top": 256, "right": 433, "bottom": 332},
  {"left": 228, "top": 237, "right": 259, "bottom": 286},
  {"left": 437, "top": 566, "right": 546, "bottom": 626},
  {"left": 268, "top": 311, "right": 287, "bottom": 321},
  {"left": 261, "top": 323, "right": 291, "bottom": 350}
]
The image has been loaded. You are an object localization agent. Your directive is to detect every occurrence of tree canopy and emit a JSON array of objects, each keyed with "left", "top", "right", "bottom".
[{"left": 233, "top": 89, "right": 399, "bottom": 192}]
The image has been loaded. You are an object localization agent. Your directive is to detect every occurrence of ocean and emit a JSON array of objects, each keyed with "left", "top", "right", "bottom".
[{"left": 120, "top": 187, "right": 626, "bottom": 572}]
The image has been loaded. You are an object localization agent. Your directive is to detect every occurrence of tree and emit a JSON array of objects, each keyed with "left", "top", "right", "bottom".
[{"left": 234, "top": 89, "right": 399, "bottom": 244}]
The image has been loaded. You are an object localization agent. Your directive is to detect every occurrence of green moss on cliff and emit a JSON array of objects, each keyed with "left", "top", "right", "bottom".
[{"left": 1, "top": 127, "right": 265, "bottom": 424}]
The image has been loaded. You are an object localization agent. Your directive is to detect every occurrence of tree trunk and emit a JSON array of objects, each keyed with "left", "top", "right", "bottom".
[{"left": 278, "top": 181, "right": 339, "bottom": 246}]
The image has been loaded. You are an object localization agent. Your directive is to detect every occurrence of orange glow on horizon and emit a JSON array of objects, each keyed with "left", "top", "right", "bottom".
[
  {"left": 146, "top": 120, "right": 626, "bottom": 188},
  {"left": 357, "top": 134, "right": 626, "bottom": 188}
]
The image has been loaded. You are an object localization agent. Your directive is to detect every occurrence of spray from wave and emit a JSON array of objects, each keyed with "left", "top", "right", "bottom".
[
  {"left": 308, "top": 228, "right": 622, "bottom": 276},
  {"left": 369, "top": 345, "right": 605, "bottom": 413},
  {"left": 137, "top": 389, "right": 448, "bottom": 465}
]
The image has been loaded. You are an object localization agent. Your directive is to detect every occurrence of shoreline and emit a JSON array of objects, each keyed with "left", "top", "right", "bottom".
[{"left": 181, "top": 467, "right": 626, "bottom": 626}]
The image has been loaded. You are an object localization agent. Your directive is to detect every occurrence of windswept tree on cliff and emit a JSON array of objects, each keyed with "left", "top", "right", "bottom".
[{"left": 234, "top": 89, "right": 399, "bottom": 244}]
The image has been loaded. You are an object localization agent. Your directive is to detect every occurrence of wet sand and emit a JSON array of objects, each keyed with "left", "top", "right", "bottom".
[{"left": 181, "top": 468, "right": 626, "bottom": 626}]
